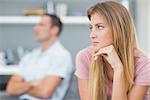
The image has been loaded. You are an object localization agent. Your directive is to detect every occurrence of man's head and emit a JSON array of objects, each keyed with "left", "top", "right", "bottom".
[{"left": 34, "top": 14, "right": 63, "bottom": 43}]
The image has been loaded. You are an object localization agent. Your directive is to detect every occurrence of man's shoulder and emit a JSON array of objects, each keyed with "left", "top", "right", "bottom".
[
  {"left": 52, "top": 42, "right": 71, "bottom": 57},
  {"left": 55, "top": 48, "right": 72, "bottom": 60},
  {"left": 21, "top": 48, "right": 40, "bottom": 58}
]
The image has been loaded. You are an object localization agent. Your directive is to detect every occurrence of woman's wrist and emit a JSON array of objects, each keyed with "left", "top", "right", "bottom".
[
  {"left": 113, "top": 63, "right": 124, "bottom": 73},
  {"left": 113, "top": 64, "right": 124, "bottom": 83}
]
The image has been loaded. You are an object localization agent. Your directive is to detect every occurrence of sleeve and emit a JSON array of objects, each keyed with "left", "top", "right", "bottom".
[
  {"left": 134, "top": 58, "right": 150, "bottom": 86},
  {"left": 46, "top": 52, "right": 74, "bottom": 79},
  {"left": 75, "top": 50, "right": 89, "bottom": 79}
]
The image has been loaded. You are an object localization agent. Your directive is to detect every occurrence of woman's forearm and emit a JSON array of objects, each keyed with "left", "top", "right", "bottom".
[{"left": 111, "top": 67, "right": 128, "bottom": 100}]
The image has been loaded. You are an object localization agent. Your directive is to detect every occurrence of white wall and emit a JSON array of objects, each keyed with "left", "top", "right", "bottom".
[
  {"left": 136, "top": 0, "right": 149, "bottom": 54},
  {"left": 148, "top": 0, "right": 150, "bottom": 53}
]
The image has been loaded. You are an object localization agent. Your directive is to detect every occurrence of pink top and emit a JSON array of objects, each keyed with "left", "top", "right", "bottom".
[{"left": 75, "top": 47, "right": 150, "bottom": 100}]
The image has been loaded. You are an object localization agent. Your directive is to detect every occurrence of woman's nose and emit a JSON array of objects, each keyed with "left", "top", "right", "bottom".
[{"left": 90, "top": 31, "right": 97, "bottom": 38}]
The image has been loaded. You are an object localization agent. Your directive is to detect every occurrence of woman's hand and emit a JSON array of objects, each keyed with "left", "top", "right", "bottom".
[{"left": 93, "top": 45, "right": 123, "bottom": 71}]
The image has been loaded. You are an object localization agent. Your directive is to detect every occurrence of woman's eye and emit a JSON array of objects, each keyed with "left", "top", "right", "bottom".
[
  {"left": 98, "top": 26, "right": 104, "bottom": 30},
  {"left": 89, "top": 26, "right": 93, "bottom": 30}
]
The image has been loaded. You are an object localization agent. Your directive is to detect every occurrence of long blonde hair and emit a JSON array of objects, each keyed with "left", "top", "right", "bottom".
[{"left": 88, "top": 1, "right": 138, "bottom": 100}]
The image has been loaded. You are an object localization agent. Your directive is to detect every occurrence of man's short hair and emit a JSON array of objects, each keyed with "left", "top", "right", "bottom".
[{"left": 44, "top": 13, "right": 63, "bottom": 36}]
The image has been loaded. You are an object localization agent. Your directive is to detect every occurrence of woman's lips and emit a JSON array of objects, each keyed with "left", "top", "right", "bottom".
[{"left": 92, "top": 42, "right": 99, "bottom": 46}]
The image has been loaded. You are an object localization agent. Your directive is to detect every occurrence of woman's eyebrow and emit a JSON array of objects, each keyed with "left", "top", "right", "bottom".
[
  {"left": 89, "top": 23, "right": 104, "bottom": 27},
  {"left": 95, "top": 23, "right": 104, "bottom": 26}
]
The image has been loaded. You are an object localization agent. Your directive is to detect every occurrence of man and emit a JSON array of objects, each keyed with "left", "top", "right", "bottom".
[{"left": 6, "top": 14, "right": 73, "bottom": 100}]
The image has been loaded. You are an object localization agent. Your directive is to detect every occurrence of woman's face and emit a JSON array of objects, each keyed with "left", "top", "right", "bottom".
[{"left": 90, "top": 13, "right": 113, "bottom": 52}]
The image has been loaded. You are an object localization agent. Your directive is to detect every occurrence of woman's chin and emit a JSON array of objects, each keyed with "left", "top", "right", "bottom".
[{"left": 91, "top": 46, "right": 100, "bottom": 53}]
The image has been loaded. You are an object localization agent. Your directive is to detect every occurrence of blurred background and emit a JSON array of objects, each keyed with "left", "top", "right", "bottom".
[{"left": 0, "top": 0, "right": 149, "bottom": 100}]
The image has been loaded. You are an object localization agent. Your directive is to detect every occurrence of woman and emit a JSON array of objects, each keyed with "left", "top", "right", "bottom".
[{"left": 75, "top": 1, "right": 150, "bottom": 100}]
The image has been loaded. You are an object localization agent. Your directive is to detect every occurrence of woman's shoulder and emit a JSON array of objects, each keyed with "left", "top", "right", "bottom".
[
  {"left": 76, "top": 46, "right": 94, "bottom": 59},
  {"left": 134, "top": 49, "right": 150, "bottom": 85},
  {"left": 75, "top": 47, "right": 94, "bottom": 79},
  {"left": 134, "top": 49, "right": 150, "bottom": 67}
]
